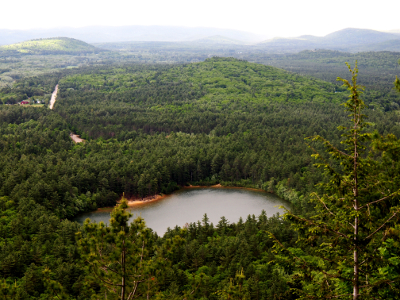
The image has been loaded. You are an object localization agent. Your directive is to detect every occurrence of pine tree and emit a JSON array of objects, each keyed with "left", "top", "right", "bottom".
[
  {"left": 76, "top": 197, "right": 157, "bottom": 300},
  {"left": 395, "top": 59, "right": 400, "bottom": 93},
  {"left": 271, "top": 63, "right": 400, "bottom": 299}
]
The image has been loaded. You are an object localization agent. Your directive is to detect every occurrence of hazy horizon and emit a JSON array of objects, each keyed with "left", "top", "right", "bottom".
[
  {"left": 3, "top": 0, "right": 399, "bottom": 38},
  {"left": 1, "top": 24, "right": 399, "bottom": 40}
]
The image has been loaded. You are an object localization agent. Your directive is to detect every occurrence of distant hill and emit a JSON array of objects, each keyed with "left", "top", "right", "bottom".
[
  {"left": 354, "top": 39, "right": 400, "bottom": 52},
  {"left": 258, "top": 37, "right": 319, "bottom": 52},
  {"left": 258, "top": 28, "right": 400, "bottom": 53},
  {"left": 191, "top": 35, "right": 245, "bottom": 45},
  {"left": 387, "top": 29, "right": 400, "bottom": 34},
  {"left": 0, "top": 26, "right": 268, "bottom": 45},
  {"left": 93, "top": 36, "right": 247, "bottom": 52},
  {"left": 0, "top": 37, "right": 103, "bottom": 55},
  {"left": 2, "top": 27, "right": 399, "bottom": 54},
  {"left": 323, "top": 28, "right": 399, "bottom": 47}
]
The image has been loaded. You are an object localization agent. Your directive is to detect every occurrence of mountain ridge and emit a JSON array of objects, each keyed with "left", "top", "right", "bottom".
[{"left": 259, "top": 28, "right": 400, "bottom": 52}]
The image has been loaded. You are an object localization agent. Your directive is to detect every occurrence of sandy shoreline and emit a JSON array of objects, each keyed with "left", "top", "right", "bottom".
[
  {"left": 124, "top": 193, "right": 171, "bottom": 207},
  {"left": 118, "top": 184, "right": 268, "bottom": 208},
  {"left": 93, "top": 184, "right": 270, "bottom": 212}
]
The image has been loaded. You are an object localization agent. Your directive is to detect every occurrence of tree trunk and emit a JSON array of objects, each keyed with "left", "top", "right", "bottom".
[
  {"left": 121, "top": 242, "right": 126, "bottom": 300},
  {"left": 147, "top": 279, "right": 150, "bottom": 300},
  {"left": 353, "top": 216, "right": 359, "bottom": 300},
  {"left": 353, "top": 106, "right": 359, "bottom": 300}
]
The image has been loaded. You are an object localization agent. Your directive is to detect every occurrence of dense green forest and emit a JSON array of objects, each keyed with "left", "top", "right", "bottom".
[
  {"left": 2, "top": 36, "right": 399, "bottom": 93},
  {"left": 1, "top": 55, "right": 400, "bottom": 299},
  {"left": 0, "top": 54, "right": 112, "bottom": 90},
  {"left": 55, "top": 58, "right": 346, "bottom": 137}
]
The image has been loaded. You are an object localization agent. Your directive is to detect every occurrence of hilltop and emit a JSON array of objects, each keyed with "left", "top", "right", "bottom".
[
  {"left": 60, "top": 57, "right": 343, "bottom": 104},
  {"left": 0, "top": 37, "right": 103, "bottom": 55},
  {"left": 259, "top": 28, "right": 400, "bottom": 52},
  {"left": 52, "top": 57, "right": 346, "bottom": 139}
]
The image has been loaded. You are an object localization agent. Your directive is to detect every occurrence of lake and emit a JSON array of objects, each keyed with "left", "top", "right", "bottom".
[{"left": 74, "top": 187, "right": 289, "bottom": 235}]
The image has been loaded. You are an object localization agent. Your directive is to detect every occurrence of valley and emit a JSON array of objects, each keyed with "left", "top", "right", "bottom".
[{"left": 0, "top": 29, "right": 400, "bottom": 299}]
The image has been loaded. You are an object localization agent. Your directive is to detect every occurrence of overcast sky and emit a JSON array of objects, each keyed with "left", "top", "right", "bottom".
[{"left": 2, "top": 0, "right": 399, "bottom": 37}]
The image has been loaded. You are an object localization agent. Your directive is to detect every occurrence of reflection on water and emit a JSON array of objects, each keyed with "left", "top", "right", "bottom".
[{"left": 74, "top": 188, "right": 289, "bottom": 235}]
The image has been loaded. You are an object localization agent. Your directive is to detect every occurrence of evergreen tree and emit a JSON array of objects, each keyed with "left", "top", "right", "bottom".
[
  {"left": 395, "top": 59, "right": 400, "bottom": 93},
  {"left": 271, "top": 63, "right": 400, "bottom": 299},
  {"left": 76, "top": 198, "right": 157, "bottom": 300}
]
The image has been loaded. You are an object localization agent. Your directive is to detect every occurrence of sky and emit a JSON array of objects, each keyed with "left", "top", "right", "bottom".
[{"left": 2, "top": 0, "right": 399, "bottom": 37}]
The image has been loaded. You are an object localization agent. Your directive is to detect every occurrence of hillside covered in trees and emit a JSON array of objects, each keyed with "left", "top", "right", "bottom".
[
  {"left": 0, "top": 57, "right": 400, "bottom": 299},
  {"left": 0, "top": 37, "right": 103, "bottom": 55}
]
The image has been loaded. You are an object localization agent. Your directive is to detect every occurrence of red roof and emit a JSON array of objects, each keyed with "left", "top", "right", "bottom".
[{"left": 20, "top": 101, "right": 30, "bottom": 104}]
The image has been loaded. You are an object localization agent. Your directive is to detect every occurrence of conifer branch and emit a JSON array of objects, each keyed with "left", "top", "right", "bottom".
[
  {"left": 93, "top": 269, "right": 124, "bottom": 287},
  {"left": 269, "top": 232, "right": 350, "bottom": 282},
  {"left": 305, "top": 142, "right": 342, "bottom": 177},
  {"left": 312, "top": 135, "right": 353, "bottom": 159}
]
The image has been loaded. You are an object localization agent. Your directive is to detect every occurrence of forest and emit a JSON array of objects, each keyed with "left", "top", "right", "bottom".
[{"left": 0, "top": 52, "right": 400, "bottom": 299}]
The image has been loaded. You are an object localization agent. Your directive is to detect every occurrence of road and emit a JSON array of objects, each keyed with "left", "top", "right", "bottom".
[
  {"left": 70, "top": 133, "right": 84, "bottom": 143},
  {"left": 49, "top": 84, "right": 58, "bottom": 109},
  {"left": 49, "top": 84, "right": 85, "bottom": 143}
]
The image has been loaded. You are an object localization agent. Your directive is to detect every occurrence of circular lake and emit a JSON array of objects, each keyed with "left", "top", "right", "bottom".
[{"left": 74, "top": 187, "right": 290, "bottom": 235}]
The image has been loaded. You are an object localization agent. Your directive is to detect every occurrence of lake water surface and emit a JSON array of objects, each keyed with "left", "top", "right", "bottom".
[{"left": 74, "top": 188, "right": 289, "bottom": 235}]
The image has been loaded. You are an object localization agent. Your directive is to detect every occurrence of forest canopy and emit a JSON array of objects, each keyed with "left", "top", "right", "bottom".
[{"left": 0, "top": 56, "right": 400, "bottom": 299}]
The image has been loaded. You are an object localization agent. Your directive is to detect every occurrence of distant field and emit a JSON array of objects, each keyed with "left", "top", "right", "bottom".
[{"left": 20, "top": 104, "right": 45, "bottom": 107}]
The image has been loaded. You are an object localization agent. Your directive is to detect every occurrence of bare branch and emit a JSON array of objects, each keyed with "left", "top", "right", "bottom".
[
  {"left": 313, "top": 194, "right": 356, "bottom": 230},
  {"left": 314, "top": 194, "right": 335, "bottom": 216},
  {"left": 100, "top": 265, "right": 123, "bottom": 277},
  {"left": 316, "top": 136, "right": 354, "bottom": 159},
  {"left": 325, "top": 293, "right": 353, "bottom": 299},
  {"left": 126, "top": 282, "right": 139, "bottom": 300},
  {"left": 360, "top": 191, "right": 400, "bottom": 210},
  {"left": 290, "top": 214, "right": 349, "bottom": 239},
  {"left": 366, "top": 212, "right": 398, "bottom": 240},
  {"left": 96, "top": 274, "right": 123, "bottom": 287},
  {"left": 88, "top": 263, "right": 124, "bottom": 287},
  {"left": 359, "top": 277, "right": 400, "bottom": 289}
]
